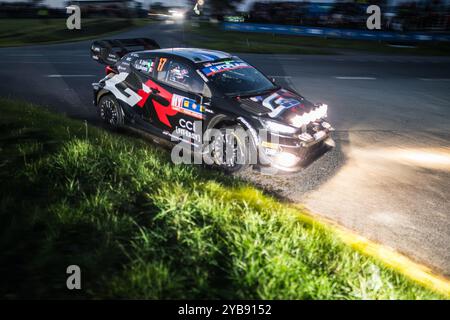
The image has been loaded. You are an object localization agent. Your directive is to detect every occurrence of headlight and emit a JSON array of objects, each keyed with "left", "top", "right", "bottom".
[
  {"left": 274, "top": 152, "right": 300, "bottom": 167},
  {"left": 260, "top": 119, "right": 298, "bottom": 135},
  {"left": 321, "top": 103, "right": 328, "bottom": 116},
  {"left": 291, "top": 103, "right": 328, "bottom": 128}
]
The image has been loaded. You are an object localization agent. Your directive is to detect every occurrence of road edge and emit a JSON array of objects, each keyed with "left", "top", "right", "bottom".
[{"left": 296, "top": 205, "right": 450, "bottom": 298}]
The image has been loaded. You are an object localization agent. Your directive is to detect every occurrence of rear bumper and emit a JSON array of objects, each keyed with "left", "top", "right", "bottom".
[{"left": 92, "top": 82, "right": 101, "bottom": 106}]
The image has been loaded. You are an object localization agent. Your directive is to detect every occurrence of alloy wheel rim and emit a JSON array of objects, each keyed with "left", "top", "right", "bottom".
[{"left": 101, "top": 99, "right": 118, "bottom": 125}]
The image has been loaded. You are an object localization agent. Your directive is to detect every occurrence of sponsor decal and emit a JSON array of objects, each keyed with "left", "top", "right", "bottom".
[
  {"left": 107, "top": 53, "right": 118, "bottom": 63},
  {"left": 134, "top": 59, "right": 154, "bottom": 73},
  {"left": 201, "top": 60, "right": 251, "bottom": 77},
  {"left": 137, "top": 79, "right": 178, "bottom": 127},
  {"left": 163, "top": 130, "right": 200, "bottom": 148},
  {"left": 171, "top": 94, "right": 205, "bottom": 119},
  {"left": 179, "top": 118, "right": 196, "bottom": 131},
  {"left": 104, "top": 73, "right": 178, "bottom": 127},
  {"left": 103, "top": 74, "right": 206, "bottom": 128},
  {"left": 175, "top": 119, "right": 201, "bottom": 142},
  {"left": 157, "top": 57, "right": 168, "bottom": 72},
  {"left": 104, "top": 72, "right": 142, "bottom": 107},
  {"left": 260, "top": 89, "right": 302, "bottom": 118},
  {"left": 261, "top": 141, "right": 281, "bottom": 150}
]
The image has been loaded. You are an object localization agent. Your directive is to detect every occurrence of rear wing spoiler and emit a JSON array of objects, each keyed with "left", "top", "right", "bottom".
[{"left": 90, "top": 38, "right": 160, "bottom": 66}]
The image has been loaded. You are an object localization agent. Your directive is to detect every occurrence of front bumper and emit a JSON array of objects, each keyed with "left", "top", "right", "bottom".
[{"left": 258, "top": 120, "right": 334, "bottom": 172}]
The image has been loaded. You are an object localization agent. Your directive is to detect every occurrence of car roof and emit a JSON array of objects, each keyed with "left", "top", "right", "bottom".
[{"left": 139, "top": 48, "right": 233, "bottom": 63}]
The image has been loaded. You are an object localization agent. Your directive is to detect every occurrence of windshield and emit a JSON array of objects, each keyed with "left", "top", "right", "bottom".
[{"left": 200, "top": 60, "right": 277, "bottom": 96}]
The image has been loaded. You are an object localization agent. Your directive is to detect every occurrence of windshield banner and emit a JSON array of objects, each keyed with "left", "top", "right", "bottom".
[{"left": 201, "top": 61, "right": 251, "bottom": 77}]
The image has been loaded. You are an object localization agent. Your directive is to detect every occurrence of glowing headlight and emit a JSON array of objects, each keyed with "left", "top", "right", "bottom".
[
  {"left": 291, "top": 114, "right": 309, "bottom": 128},
  {"left": 275, "top": 152, "right": 300, "bottom": 167},
  {"left": 321, "top": 103, "right": 328, "bottom": 116},
  {"left": 261, "top": 120, "right": 298, "bottom": 134},
  {"left": 290, "top": 103, "right": 328, "bottom": 128}
]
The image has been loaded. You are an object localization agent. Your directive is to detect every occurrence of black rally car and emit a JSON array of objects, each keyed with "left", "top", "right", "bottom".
[{"left": 91, "top": 38, "right": 334, "bottom": 172}]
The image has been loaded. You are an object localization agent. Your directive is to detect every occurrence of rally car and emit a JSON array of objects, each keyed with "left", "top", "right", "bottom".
[{"left": 90, "top": 38, "right": 334, "bottom": 173}]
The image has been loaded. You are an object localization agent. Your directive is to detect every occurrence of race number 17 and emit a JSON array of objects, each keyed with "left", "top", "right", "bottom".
[{"left": 158, "top": 58, "right": 168, "bottom": 72}]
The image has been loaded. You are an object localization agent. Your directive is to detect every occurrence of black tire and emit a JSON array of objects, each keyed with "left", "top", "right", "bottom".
[
  {"left": 98, "top": 94, "right": 124, "bottom": 129},
  {"left": 209, "top": 124, "right": 252, "bottom": 174}
]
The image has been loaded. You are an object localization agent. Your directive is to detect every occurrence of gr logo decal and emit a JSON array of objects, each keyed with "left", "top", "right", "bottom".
[
  {"left": 104, "top": 72, "right": 142, "bottom": 106},
  {"left": 137, "top": 79, "right": 177, "bottom": 128},
  {"left": 262, "top": 90, "right": 302, "bottom": 118},
  {"left": 104, "top": 73, "right": 178, "bottom": 128}
]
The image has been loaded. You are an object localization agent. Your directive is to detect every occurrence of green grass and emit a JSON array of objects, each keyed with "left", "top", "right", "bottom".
[
  {"left": 0, "top": 18, "right": 153, "bottom": 47},
  {"left": 0, "top": 98, "right": 445, "bottom": 299},
  {"left": 187, "top": 22, "right": 450, "bottom": 55}
]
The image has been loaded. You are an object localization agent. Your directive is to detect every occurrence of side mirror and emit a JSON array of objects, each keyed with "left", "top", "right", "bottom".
[{"left": 270, "top": 77, "right": 276, "bottom": 84}]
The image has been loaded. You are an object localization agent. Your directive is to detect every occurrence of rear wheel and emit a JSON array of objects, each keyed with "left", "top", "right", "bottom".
[{"left": 98, "top": 95, "right": 124, "bottom": 129}]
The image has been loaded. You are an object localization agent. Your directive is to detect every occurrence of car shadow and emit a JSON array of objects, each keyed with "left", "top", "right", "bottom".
[
  {"left": 97, "top": 118, "right": 349, "bottom": 205},
  {"left": 234, "top": 130, "right": 349, "bottom": 203}
]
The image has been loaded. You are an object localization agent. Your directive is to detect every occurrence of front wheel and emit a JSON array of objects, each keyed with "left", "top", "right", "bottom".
[
  {"left": 209, "top": 124, "right": 252, "bottom": 174},
  {"left": 98, "top": 94, "right": 124, "bottom": 129}
]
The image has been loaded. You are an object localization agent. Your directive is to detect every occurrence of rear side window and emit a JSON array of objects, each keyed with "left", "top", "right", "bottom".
[
  {"left": 132, "top": 58, "right": 155, "bottom": 76},
  {"left": 116, "top": 55, "right": 134, "bottom": 73}
]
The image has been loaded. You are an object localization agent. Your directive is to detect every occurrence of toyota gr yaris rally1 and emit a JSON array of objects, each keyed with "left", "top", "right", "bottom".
[{"left": 91, "top": 38, "right": 334, "bottom": 173}]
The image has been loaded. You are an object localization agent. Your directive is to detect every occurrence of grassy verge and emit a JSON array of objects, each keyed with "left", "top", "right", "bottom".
[
  {"left": 0, "top": 98, "right": 445, "bottom": 299},
  {"left": 187, "top": 22, "right": 450, "bottom": 55},
  {"left": 0, "top": 18, "right": 153, "bottom": 47}
]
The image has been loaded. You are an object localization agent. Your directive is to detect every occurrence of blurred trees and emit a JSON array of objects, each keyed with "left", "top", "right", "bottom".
[
  {"left": 28, "top": 0, "right": 45, "bottom": 6},
  {"left": 209, "top": 0, "right": 244, "bottom": 13},
  {"left": 189, "top": 0, "right": 244, "bottom": 15}
]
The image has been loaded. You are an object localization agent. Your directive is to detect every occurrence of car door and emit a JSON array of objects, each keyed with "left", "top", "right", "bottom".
[{"left": 150, "top": 57, "right": 212, "bottom": 143}]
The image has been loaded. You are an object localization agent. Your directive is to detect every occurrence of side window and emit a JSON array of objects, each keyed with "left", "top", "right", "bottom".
[
  {"left": 132, "top": 58, "right": 155, "bottom": 76},
  {"left": 157, "top": 59, "right": 206, "bottom": 95},
  {"left": 166, "top": 60, "right": 192, "bottom": 89},
  {"left": 116, "top": 55, "right": 134, "bottom": 73}
]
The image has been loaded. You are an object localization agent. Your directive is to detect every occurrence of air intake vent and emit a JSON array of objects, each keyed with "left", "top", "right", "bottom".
[{"left": 240, "top": 99, "right": 271, "bottom": 115}]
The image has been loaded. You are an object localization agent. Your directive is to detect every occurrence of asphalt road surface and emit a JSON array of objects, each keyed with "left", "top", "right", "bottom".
[{"left": 1, "top": 22, "right": 449, "bottom": 277}]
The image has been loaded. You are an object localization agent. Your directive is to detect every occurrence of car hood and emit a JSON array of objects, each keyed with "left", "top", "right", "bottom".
[{"left": 237, "top": 88, "right": 316, "bottom": 123}]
